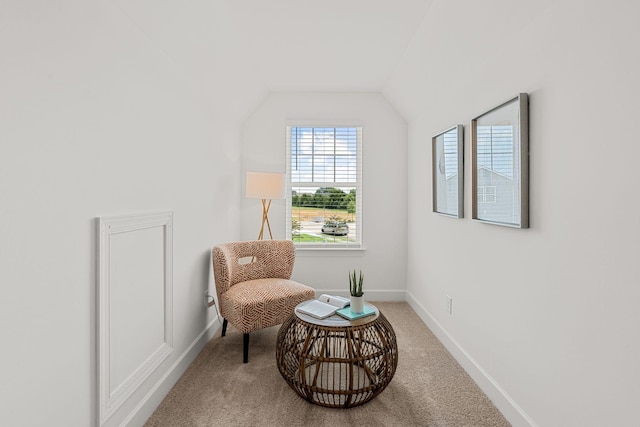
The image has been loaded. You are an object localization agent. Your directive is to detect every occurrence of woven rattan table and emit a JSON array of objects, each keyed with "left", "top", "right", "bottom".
[{"left": 276, "top": 302, "right": 398, "bottom": 408}]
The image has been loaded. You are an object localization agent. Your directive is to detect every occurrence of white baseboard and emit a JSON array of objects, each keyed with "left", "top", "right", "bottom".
[
  {"left": 405, "top": 291, "right": 537, "bottom": 427},
  {"left": 120, "top": 316, "right": 221, "bottom": 427}
]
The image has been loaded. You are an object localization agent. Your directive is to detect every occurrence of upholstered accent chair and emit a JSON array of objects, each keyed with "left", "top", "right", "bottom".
[{"left": 212, "top": 240, "right": 315, "bottom": 363}]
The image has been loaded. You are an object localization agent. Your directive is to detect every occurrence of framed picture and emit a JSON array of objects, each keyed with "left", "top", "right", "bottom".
[
  {"left": 471, "top": 93, "right": 529, "bottom": 228},
  {"left": 432, "top": 125, "right": 464, "bottom": 218}
]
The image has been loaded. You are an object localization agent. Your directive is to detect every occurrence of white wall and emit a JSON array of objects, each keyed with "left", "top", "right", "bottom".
[
  {"left": 384, "top": 0, "right": 640, "bottom": 426},
  {"left": 7, "top": 0, "right": 639, "bottom": 425},
  {"left": 241, "top": 92, "right": 408, "bottom": 300},
  {"left": 0, "top": 1, "right": 263, "bottom": 425}
]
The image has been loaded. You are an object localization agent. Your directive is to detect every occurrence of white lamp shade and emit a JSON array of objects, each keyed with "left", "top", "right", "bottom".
[{"left": 245, "top": 171, "right": 285, "bottom": 200}]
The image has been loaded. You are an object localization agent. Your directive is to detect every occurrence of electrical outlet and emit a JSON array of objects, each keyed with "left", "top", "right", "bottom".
[{"left": 446, "top": 295, "right": 453, "bottom": 315}]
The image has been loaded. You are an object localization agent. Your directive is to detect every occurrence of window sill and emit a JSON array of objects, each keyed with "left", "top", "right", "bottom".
[{"left": 294, "top": 246, "right": 366, "bottom": 256}]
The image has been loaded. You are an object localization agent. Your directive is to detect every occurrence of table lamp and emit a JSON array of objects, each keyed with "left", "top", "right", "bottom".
[{"left": 245, "top": 171, "right": 285, "bottom": 240}]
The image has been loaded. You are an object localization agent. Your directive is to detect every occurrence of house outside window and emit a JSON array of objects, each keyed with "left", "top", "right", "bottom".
[{"left": 286, "top": 126, "right": 362, "bottom": 248}]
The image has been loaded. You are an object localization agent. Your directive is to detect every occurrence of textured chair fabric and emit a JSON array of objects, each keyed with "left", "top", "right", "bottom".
[{"left": 212, "top": 240, "right": 315, "bottom": 362}]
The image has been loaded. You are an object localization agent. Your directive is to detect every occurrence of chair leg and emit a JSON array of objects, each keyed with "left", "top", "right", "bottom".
[
  {"left": 243, "top": 333, "right": 249, "bottom": 363},
  {"left": 222, "top": 319, "right": 228, "bottom": 337}
]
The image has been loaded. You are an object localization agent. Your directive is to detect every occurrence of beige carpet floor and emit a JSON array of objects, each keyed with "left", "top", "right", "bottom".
[{"left": 145, "top": 302, "right": 510, "bottom": 427}]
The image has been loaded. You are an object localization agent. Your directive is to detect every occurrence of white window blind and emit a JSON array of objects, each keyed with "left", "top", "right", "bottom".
[{"left": 286, "top": 126, "right": 362, "bottom": 248}]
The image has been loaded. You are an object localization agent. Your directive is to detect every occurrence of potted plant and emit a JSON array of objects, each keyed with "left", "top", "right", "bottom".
[{"left": 349, "top": 270, "right": 364, "bottom": 314}]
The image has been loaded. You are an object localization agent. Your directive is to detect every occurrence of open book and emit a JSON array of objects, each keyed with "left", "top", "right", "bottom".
[
  {"left": 297, "top": 294, "right": 351, "bottom": 319},
  {"left": 317, "top": 294, "right": 350, "bottom": 308}
]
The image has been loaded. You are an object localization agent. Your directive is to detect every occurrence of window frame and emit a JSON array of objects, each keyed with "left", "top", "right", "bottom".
[{"left": 285, "top": 124, "right": 363, "bottom": 250}]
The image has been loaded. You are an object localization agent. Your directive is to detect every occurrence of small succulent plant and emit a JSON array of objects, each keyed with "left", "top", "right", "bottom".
[{"left": 349, "top": 270, "right": 364, "bottom": 297}]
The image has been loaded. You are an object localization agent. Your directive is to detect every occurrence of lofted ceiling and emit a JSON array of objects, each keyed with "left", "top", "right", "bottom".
[
  {"left": 112, "top": 0, "right": 432, "bottom": 97},
  {"left": 223, "top": 0, "right": 432, "bottom": 92}
]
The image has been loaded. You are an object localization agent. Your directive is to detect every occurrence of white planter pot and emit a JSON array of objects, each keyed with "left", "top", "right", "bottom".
[{"left": 350, "top": 295, "right": 364, "bottom": 314}]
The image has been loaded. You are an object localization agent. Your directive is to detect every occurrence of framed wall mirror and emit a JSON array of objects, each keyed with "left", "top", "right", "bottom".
[
  {"left": 432, "top": 125, "right": 464, "bottom": 218},
  {"left": 471, "top": 93, "right": 529, "bottom": 228}
]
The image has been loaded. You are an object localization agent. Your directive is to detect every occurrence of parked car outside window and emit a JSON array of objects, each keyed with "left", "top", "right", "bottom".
[{"left": 321, "top": 220, "right": 349, "bottom": 236}]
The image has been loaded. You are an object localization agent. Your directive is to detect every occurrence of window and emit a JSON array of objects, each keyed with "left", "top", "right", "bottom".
[
  {"left": 286, "top": 126, "right": 362, "bottom": 248},
  {"left": 477, "top": 186, "right": 497, "bottom": 203}
]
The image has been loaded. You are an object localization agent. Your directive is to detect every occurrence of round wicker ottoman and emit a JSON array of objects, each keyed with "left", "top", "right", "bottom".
[{"left": 276, "top": 303, "right": 398, "bottom": 408}]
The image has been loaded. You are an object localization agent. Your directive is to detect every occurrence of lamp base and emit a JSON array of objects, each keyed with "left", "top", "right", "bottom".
[{"left": 257, "top": 198, "right": 273, "bottom": 240}]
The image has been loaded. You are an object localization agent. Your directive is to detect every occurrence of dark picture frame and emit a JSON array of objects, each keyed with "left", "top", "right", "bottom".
[
  {"left": 471, "top": 93, "right": 529, "bottom": 228},
  {"left": 432, "top": 125, "right": 464, "bottom": 218}
]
